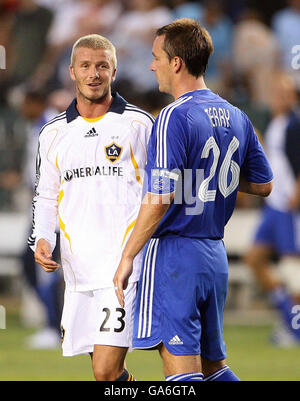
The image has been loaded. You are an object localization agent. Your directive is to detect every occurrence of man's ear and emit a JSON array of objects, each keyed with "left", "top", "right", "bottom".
[
  {"left": 112, "top": 68, "right": 117, "bottom": 82},
  {"left": 173, "top": 56, "right": 183, "bottom": 74},
  {"left": 69, "top": 65, "right": 76, "bottom": 82}
]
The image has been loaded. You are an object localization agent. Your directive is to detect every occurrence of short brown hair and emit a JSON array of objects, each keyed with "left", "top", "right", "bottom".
[{"left": 157, "top": 18, "right": 214, "bottom": 78}]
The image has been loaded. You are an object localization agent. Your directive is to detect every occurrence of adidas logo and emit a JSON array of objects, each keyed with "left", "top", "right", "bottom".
[
  {"left": 84, "top": 128, "right": 98, "bottom": 138},
  {"left": 168, "top": 335, "right": 183, "bottom": 345}
]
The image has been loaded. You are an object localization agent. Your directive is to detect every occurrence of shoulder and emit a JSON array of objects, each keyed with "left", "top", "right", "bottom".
[
  {"left": 123, "top": 103, "right": 155, "bottom": 126},
  {"left": 152, "top": 98, "right": 195, "bottom": 148},
  {"left": 238, "top": 108, "right": 251, "bottom": 124},
  {"left": 156, "top": 96, "right": 194, "bottom": 127},
  {"left": 272, "top": 8, "right": 290, "bottom": 26},
  {"left": 228, "top": 105, "right": 253, "bottom": 131},
  {"left": 39, "top": 111, "right": 67, "bottom": 139}
]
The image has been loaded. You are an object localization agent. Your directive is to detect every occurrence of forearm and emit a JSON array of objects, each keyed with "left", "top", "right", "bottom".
[
  {"left": 239, "top": 175, "right": 273, "bottom": 197},
  {"left": 238, "top": 178, "right": 258, "bottom": 195},
  {"left": 29, "top": 134, "right": 60, "bottom": 252},
  {"left": 294, "top": 176, "right": 300, "bottom": 203},
  {"left": 30, "top": 194, "right": 58, "bottom": 252},
  {"left": 33, "top": 195, "right": 58, "bottom": 235},
  {"left": 289, "top": 174, "right": 300, "bottom": 210},
  {"left": 122, "top": 192, "right": 173, "bottom": 259}
]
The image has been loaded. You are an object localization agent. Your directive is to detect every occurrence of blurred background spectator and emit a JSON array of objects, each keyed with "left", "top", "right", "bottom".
[
  {"left": 232, "top": 8, "right": 279, "bottom": 108},
  {"left": 31, "top": 0, "right": 123, "bottom": 92},
  {"left": 20, "top": 89, "right": 63, "bottom": 348},
  {"left": 272, "top": 0, "right": 300, "bottom": 86},
  {"left": 0, "top": 0, "right": 299, "bottom": 345},
  {"left": 245, "top": 73, "right": 300, "bottom": 347},
  {"left": 0, "top": 101, "right": 24, "bottom": 210},
  {"left": 0, "top": 0, "right": 53, "bottom": 101},
  {"left": 169, "top": 0, "right": 203, "bottom": 20},
  {"left": 110, "top": 0, "right": 173, "bottom": 108},
  {"left": 199, "top": 0, "right": 233, "bottom": 96}
]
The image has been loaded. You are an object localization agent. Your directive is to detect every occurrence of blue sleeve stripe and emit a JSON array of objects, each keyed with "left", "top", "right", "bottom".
[
  {"left": 156, "top": 96, "right": 192, "bottom": 168},
  {"left": 157, "top": 98, "right": 186, "bottom": 168},
  {"left": 137, "top": 238, "right": 160, "bottom": 339}
]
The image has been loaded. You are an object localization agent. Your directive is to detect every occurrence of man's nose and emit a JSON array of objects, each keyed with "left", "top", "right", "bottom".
[{"left": 90, "top": 67, "right": 100, "bottom": 78}]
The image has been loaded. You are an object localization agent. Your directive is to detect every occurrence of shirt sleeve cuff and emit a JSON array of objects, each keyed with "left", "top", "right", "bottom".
[{"left": 29, "top": 233, "right": 57, "bottom": 253}]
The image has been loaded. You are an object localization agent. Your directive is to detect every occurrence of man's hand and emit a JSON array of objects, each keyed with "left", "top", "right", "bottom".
[
  {"left": 34, "top": 239, "right": 60, "bottom": 273},
  {"left": 288, "top": 195, "right": 299, "bottom": 211},
  {"left": 288, "top": 189, "right": 300, "bottom": 211},
  {"left": 113, "top": 193, "right": 172, "bottom": 307},
  {"left": 113, "top": 255, "right": 134, "bottom": 308}
]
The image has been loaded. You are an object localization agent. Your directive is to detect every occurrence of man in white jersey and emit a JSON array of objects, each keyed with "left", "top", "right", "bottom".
[
  {"left": 245, "top": 72, "right": 300, "bottom": 345},
  {"left": 28, "top": 34, "right": 154, "bottom": 381}
]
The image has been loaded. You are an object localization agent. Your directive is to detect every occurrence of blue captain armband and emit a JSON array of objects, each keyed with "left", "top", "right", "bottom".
[{"left": 149, "top": 169, "right": 180, "bottom": 194}]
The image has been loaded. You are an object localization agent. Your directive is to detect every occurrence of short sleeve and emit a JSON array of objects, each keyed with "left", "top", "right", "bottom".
[
  {"left": 145, "top": 108, "right": 187, "bottom": 194},
  {"left": 241, "top": 116, "right": 273, "bottom": 184}
]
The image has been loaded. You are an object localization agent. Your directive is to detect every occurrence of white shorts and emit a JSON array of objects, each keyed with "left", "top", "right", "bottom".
[{"left": 61, "top": 283, "right": 137, "bottom": 357}]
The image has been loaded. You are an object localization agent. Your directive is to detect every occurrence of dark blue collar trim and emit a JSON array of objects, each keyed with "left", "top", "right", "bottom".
[
  {"left": 66, "top": 92, "right": 127, "bottom": 123},
  {"left": 66, "top": 99, "right": 79, "bottom": 123},
  {"left": 109, "top": 92, "right": 127, "bottom": 114}
]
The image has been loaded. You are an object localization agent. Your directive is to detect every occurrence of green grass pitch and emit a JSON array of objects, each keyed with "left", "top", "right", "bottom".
[{"left": 0, "top": 313, "right": 300, "bottom": 381}]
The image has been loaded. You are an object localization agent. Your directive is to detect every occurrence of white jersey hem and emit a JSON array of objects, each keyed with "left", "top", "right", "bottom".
[{"left": 64, "top": 276, "right": 140, "bottom": 292}]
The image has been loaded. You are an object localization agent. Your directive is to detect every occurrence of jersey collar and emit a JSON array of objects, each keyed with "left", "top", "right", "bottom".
[{"left": 66, "top": 92, "right": 127, "bottom": 123}]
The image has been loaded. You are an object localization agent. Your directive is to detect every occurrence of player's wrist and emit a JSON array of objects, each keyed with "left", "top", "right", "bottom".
[{"left": 122, "top": 252, "right": 135, "bottom": 261}]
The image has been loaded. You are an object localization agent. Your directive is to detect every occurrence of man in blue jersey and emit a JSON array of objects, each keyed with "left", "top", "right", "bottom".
[{"left": 114, "top": 18, "right": 273, "bottom": 381}]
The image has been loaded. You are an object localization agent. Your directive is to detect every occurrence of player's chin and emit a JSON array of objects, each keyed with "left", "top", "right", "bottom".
[
  {"left": 157, "top": 80, "right": 168, "bottom": 94},
  {"left": 88, "top": 86, "right": 110, "bottom": 100},
  {"left": 158, "top": 84, "right": 169, "bottom": 94}
]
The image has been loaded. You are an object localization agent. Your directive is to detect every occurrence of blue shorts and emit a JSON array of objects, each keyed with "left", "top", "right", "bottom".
[
  {"left": 133, "top": 236, "right": 228, "bottom": 361},
  {"left": 254, "top": 205, "right": 300, "bottom": 255}
]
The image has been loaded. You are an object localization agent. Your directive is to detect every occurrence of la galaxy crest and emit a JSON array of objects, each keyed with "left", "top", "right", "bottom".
[{"left": 105, "top": 142, "right": 123, "bottom": 163}]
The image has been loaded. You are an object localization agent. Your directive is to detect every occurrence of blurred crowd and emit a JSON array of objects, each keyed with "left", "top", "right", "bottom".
[{"left": 0, "top": 0, "right": 300, "bottom": 212}]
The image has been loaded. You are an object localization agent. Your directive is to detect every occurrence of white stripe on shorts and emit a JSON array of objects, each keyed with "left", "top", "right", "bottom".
[{"left": 137, "top": 238, "right": 159, "bottom": 339}]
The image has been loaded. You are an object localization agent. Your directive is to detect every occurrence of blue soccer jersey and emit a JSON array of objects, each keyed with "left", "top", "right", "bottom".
[
  {"left": 146, "top": 89, "right": 273, "bottom": 239},
  {"left": 133, "top": 89, "right": 273, "bottom": 358}
]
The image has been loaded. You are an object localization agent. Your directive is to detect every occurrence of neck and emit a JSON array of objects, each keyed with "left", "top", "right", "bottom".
[
  {"left": 172, "top": 75, "right": 208, "bottom": 100},
  {"left": 76, "top": 91, "right": 113, "bottom": 118},
  {"left": 274, "top": 108, "right": 292, "bottom": 117},
  {"left": 21, "top": 0, "right": 37, "bottom": 11}
]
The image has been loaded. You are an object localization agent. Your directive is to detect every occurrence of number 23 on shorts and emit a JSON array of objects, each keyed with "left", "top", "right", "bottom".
[{"left": 100, "top": 307, "right": 126, "bottom": 333}]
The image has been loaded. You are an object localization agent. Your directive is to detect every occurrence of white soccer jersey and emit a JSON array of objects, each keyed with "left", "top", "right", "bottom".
[{"left": 28, "top": 93, "right": 154, "bottom": 291}]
